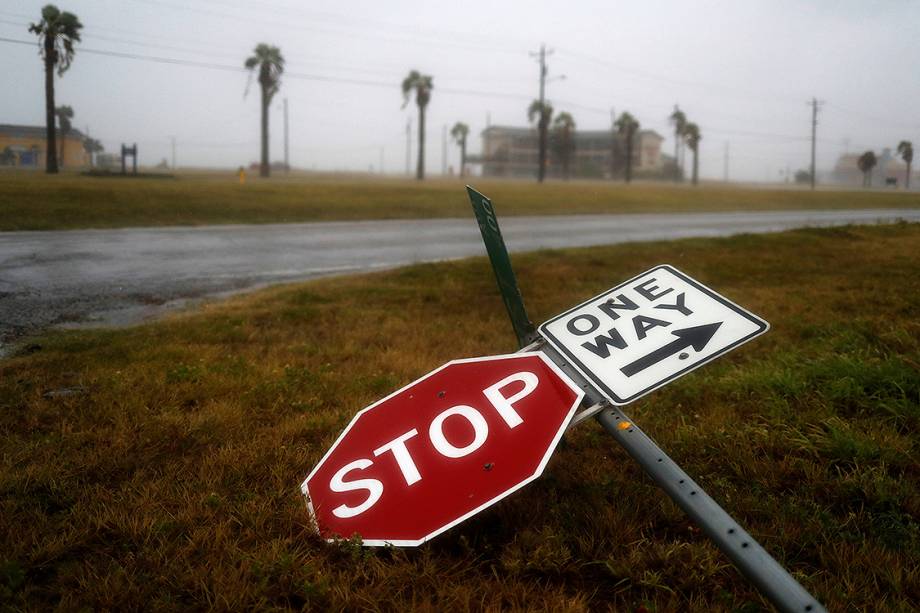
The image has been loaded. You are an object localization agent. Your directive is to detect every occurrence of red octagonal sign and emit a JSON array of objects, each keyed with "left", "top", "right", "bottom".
[{"left": 302, "top": 352, "right": 584, "bottom": 546}]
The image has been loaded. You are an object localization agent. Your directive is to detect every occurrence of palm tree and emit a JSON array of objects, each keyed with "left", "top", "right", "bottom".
[
  {"left": 669, "top": 105, "right": 687, "bottom": 182},
  {"left": 82, "top": 137, "right": 103, "bottom": 168},
  {"left": 55, "top": 105, "right": 73, "bottom": 168},
  {"left": 29, "top": 5, "right": 82, "bottom": 174},
  {"left": 551, "top": 112, "right": 576, "bottom": 180},
  {"left": 683, "top": 122, "right": 701, "bottom": 185},
  {"left": 897, "top": 140, "right": 913, "bottom": 190},
  {"left": 450, "top": 122, "right": 469, "bottom": 177},
  {"left": 528, "top": 100, "right": 553, "bottom": 182},
  {"left": 244, "top": 43, "right": 284, "bottom": 178},
  {"left": 401, "top": 70, "right": 433, "bottom": 180},
  {"left": 857, "top": 151, "right": 877, "bottom": 188},
  {"left": 614, "top": 111, "right": 640, "bottom": 184}
]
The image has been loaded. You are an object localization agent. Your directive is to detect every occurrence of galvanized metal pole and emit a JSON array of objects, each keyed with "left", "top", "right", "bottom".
[
  {"left": 537, "top": 341, "right": 826, "bottom": 613},
  {"left": 594, "top": 405, "right": 823, "bottom": 613}
]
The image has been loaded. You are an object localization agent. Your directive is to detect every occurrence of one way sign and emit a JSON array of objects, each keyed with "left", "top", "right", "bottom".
[{"left": 539, "top": 265, "right": 769, "bottom": 406}]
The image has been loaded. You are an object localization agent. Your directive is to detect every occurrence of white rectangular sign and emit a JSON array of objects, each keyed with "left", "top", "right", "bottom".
[{"left": 539, "top": 265, "right": 769, "bottom": 406}]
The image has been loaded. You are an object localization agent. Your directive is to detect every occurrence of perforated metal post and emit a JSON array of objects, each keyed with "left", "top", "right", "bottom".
[{"left": 536, "top": 340, "right": 825, "bottom": 613}]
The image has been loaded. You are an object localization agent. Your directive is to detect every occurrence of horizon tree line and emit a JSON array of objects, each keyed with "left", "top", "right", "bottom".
[
  {"left": 25, "top": 5, "right": 916, "bottom": 188},
  {"left": 856, "top": 141, "right": 912, "bottom": 188}
]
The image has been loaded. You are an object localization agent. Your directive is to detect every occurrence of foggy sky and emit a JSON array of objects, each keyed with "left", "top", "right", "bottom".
[{"left": 3, "top": 0, "right": 919, "bottom": 182}]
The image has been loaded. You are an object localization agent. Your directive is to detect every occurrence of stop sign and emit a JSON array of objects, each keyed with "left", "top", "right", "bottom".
[{"left": 301, "top": 352, "right": 584, "bottom": 546}]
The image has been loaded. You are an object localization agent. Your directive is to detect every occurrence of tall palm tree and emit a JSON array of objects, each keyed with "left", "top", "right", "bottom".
[
  {"left": 551, "top": 112, "right": 576, "bottom": 180},
  {"left": 669, "top": 105, "right": 687, "bottom": 182},
  {"left": 857, "top": 151, "right": 877, "bottom": 188},
  {"left": 401, "top": 70, "right": 433, "bottom": 180},
  {"left": 614, "top": 111, "right": 640, "bottom": 184},
  {"left": 897, "top": 140, "right": 913, "bottom": 190},
  {"left": 244, "top": 43, "right": 284, "bottom": 178},
  {"left": 29, "top": 5, "right": 82, "bottom": 174},
  {"left": 82, "top": 137, "right": 103, "bottom": 168},
  {"left": 450, "top": 122, "right": 469, "bottom": 177},
  {"left": 683, "top": 122, "right": 701, "bottom": 185},
  {"left": 528, "top": 100, "right": 553, "bottom": 183},
  {"left": 55, "top": 105, "right": 73, "bottom": 168}
]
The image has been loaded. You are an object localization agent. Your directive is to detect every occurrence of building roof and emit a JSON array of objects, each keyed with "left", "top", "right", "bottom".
[
  {"left": 482, "top": 124, "right": 663, "bottom": 140},
  {"left": 0, "top": 124, "right": 86, "bottom": 140}
]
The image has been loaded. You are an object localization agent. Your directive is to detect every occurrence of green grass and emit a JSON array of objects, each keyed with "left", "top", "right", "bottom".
[
  {"left": 1, "top": 170, "right": 918, "bottom": 230},
  {"left": 1, "top": 223, "right": 918, "bottom": 610}
]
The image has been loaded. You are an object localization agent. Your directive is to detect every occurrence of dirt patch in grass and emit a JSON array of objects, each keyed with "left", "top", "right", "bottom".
[
  {"left": 1, "top": 223, "right": 918, "bottom": 610},
  {"left": 1, "top": 171, "right": 918, "bottom": 230}
]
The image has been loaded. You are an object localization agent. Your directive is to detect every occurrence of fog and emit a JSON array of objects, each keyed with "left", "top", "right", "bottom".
[{"left": 3, "top": 0, "right": 918, "bottom": 181}]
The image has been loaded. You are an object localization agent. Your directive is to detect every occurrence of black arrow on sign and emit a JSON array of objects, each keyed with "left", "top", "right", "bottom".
[{"left": 620, "top": 322, "right": 723, "bottom": 377}]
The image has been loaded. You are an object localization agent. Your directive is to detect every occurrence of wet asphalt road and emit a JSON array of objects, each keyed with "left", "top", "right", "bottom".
[{"left": 1, "top": 209, "right": 918, "bottom": 351}]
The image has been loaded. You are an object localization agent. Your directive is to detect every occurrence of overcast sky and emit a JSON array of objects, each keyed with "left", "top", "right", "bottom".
[{"left": 3, "top": 0, "right": 919, "bottom": 181}]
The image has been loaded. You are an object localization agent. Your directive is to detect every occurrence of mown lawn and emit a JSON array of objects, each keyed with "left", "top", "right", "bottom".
[
  {"left": 1, "top": 223, "right": 918, "bottom": 610},
  {"left": 1, "top": 171, "right": 918, "bottom": 230}
]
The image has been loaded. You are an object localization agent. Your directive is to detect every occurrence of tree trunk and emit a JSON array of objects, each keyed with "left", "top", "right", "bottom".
[
  {"left": 260, "top": 85, "right": 270, "bottom": 178},
  {"left": 44, "top": 48, "right": 58, "bottom": 174},
  {"left": 907, "top": 161, "right": 912, "bottom": 190},
  {"left": 537, "top": 114, "right": 547, "bottom": 183},
  {"left": 416, "top": 103, "right": 426, "bottom": 180},
  {"left": 563, "top": 130, "right": 570, "bottom": 180},
  {"left": 624, "top": 130, "right": 633, "bottom": 183},
  {"left": 610, "top": 129, "right": 616, "bottom": 180},
  {"left": 674, "top": 129, "right": 680, "bottom": 182},
  {"left": 692, "top": 148, "right": 699, "bottom": 185},
  {"left": 460, "top": 139, "right": 466, "bottom": 178}
]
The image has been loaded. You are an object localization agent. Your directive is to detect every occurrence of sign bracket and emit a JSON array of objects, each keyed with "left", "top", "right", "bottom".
[{"left": 469, "top": 187, "right": 825, "bottom": 613}]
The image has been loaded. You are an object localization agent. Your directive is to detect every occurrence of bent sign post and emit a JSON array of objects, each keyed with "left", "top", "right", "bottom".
[
  {"left": 302, "top": 353, "right": 583, "bottom": 546},
  {"left": 464, "top": 187, "right": 825, "bottom": 613}
]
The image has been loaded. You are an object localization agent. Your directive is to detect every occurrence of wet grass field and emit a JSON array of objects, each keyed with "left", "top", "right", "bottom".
[
  {"left": 1, "top": 223, "right": 918, "bottom": 610},
  {"left": 2, "top": 170, "right": 918, "bottom": 230}
]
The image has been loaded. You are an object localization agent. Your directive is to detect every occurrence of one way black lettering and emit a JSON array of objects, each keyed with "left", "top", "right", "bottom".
[
  {"left": 633, "top": 315, "right": 671, "bottom": 340},
  {"left": 598, "top": 294, "right": 639, "bottom": 320},
  {"left": 581, "top": 329, "right": 628, "bottom": 358},
  {"left": 654, "top": 292, "right": 692, "bottom": 316}
]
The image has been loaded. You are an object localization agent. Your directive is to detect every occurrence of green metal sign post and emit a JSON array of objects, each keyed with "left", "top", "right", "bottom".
[
  {"left": 466, "top": 186, "right": 537, "bottom": 348},
  {"left": 467, "top": 186, "right": 825, "bottom": 613}
]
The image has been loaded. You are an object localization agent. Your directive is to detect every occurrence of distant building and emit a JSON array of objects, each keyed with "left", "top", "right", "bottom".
[
  {"left": 832, "top": 148, "right": 915, "bottom": 187},
  {"left": 473, "top": 125, "right": 667, "bottom": 179},
  {"left": 0, "top": 124, "right": 90, "bottom": 169}
]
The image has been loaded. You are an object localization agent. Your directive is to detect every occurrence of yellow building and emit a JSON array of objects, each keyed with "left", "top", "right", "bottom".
[{"left": 0, "top": 124, "right": 90, "bottom": 169}]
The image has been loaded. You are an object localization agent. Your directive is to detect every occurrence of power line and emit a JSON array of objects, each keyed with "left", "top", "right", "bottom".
[
  {"left": 555, "top": 46, "right": 808, "bottom": 107},
  {"left": 124, "top": 0, "right": 525, "bottom": 56},
  {"left": 0, "top": 37, "right": 541, "bottom": 104}
]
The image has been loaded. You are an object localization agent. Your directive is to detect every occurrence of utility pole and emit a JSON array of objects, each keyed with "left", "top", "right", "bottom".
[
  {"left": 530, "top": 44, "right": 553, "bottom": 183},
  {"left": 809, "top": 97, "right": 823, "bottom": 190},
  {"left": 723, "top": 141, "right": 729, "bottom": 182},
  {"left": 170, "top": 136, "right": 176, "bottom": 170},
  {"left": 283, "top": 98, "right": 290, "bottom": 174},
  {"left": 610, "top": 107, "right": 617, "bottom": 180},
  {"left": 405, "top": 117, "right": 412, "bottom": 176},
  {"left": 380, "top": 146, "right": 384, "bottom": 175}
]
